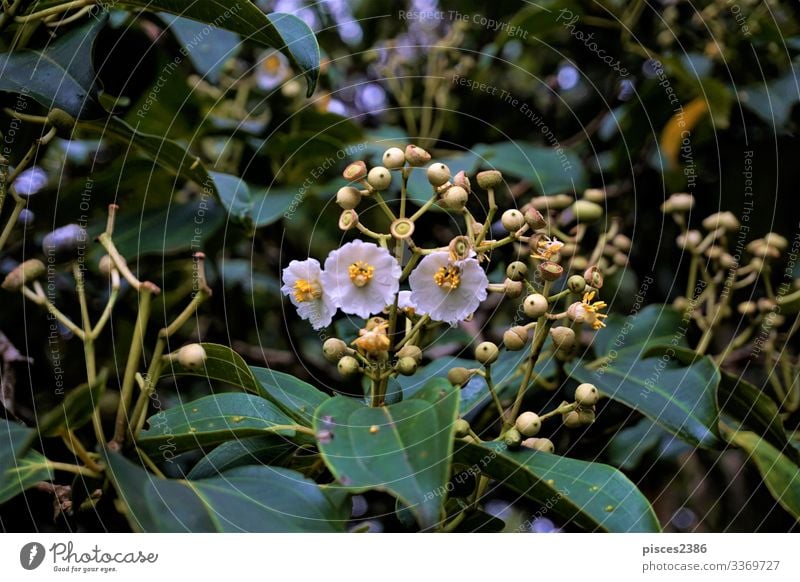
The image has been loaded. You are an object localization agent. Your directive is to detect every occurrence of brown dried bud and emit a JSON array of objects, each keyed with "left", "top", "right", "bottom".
[{"left": 538, "top": 261, "right": 564, "bottom": 282}]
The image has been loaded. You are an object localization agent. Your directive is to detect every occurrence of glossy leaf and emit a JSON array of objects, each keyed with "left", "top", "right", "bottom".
[
  {"left": 250, "top": 367, "right": 329, "bottom": 426},
  {"left": 251, "top": 187, "right": 295, "bottom": 228},
  {"left": 313, "top": 380, "right": 460, "bottom": 529},
  {"left": 718, "top": 371, "right": 799, "bottom": 464},
  {"left": 591, "top": 304, "right": 688, "bottom": 356},
  {"left": 117, "top": 2, "right": 320, "bottom": 95},
  {"left": 569, "top": 346, "right": 722, "bottom": 449},
  {"left": 105, "top": 451, "right": 348, "bottom": 531},
  {"left": 726, "top": 430, "right": 800, "bottom": 521},
  {"left": 455, "top": 441, "right": 661, "bottom": 532},
  {"left": 162, "top": 343, "right": 259, "bottom": 393},
  {"left": 0, "top": 15, "right": 107, "bottom": 119},
  {"left": 37, "top": 371, "right": 107, "bottom": 436},
  {"left": 0, "top": 418, "right": 36, "bottom": 485},
  {"left": 186, "top": 436, "right": 296, "bottom": 479},
  {"left": 0, "top": 450, "right": 53, "bottom": 505},
  {"left": 137, "top": 393, "right": 295, "bottom": 455},
  {"left": 160, "top": 13, "right": 240, "bottom": 84}
]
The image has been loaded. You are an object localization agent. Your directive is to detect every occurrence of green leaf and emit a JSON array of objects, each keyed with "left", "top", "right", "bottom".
[
  {"left": 104, "top": 450, "right": 348, "bottom": 531},
  {"left": 160, "top": 13, "right": 240, "bottom": 84},
  {"left": 740, "top": 65, "right": 800, "bottom": 129},
  {"left": 718, "top": 371, "right": 799, "bottom": 464},
  {"left": 251, "top": 187, "right": 295, "bottom": 228},
  {"left": 0, "top": 450, "right": 54, "bottom": 505},
  {"left": 37, "top": 371, "right": 107, "bottom": 436},
  {"left": 313, "top": 380, "right": 460, "bottom": 529},
  {"left": 0, "top": 418, "right": 37, "bottom": 492},
  {"left": 455, "top": 441, "right": 661, "bottom": 532},
  {"left": 0, "top": 14, "right": 107, "bottom": 119},
  {"left": 250, "top": 367, "right": 329, "bottom": 426},
  {"left": 117, "top": 2, "right": 320, "bottom": 95},
  {"left": 568, "top": 346, "right": 722, "bottom": 449},
  {"left": 607, "top": 418, "right": 672, "bottom": 471},
  {"left": 162, "top": 343, "right": 260, "bottom": 393},
  {"left": 725, "top": 430, "right": 800, "bottom": 521},
  {"left": 186, "top": 436, "right": 296, "bottom": 479},
  {"left": 76, "top": 117, "right": 253, "bottom": 226},
  {"left": 591, "top": 304, "right": 688, "bottom": 356},
  {"left": 137, "top": 393, "right": 295, "bottom": 455}
]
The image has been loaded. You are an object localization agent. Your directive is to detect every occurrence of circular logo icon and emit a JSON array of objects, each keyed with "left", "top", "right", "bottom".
[{"left": 20, "top": 542, "right": 46, "bottom": 570}]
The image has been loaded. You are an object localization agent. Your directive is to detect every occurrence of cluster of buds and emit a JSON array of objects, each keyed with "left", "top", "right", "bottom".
[{"left": 282, "top": 144, "right": 621, "bottom": 414}]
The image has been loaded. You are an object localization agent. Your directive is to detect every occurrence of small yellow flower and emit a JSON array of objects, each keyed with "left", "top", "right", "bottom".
[
  {"left": 352, "top": 318, "right": 391, "bottom": 355},
  {"left": 567, "top": 291, "right": 608, "bottom": 330},
  {"left": 532, "top": 236, "right": 565, "bottom": 261}
]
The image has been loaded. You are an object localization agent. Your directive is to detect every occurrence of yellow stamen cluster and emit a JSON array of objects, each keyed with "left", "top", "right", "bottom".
[
  {"left": 582, "top": 291, "right": 608, "bottom": 329},
  {"left": 434, "top": 265, "right": 461, "bottom": 290},
  {"left": 348, "top": 261, "right": 375, "bottom": 287},
  {"left": 352, "top": 320, "right": 390, "bottom": 354},
  {"left": 293, "top": 279, "right": 321, "bottom": 303},
  {"left": 261, "top": 54, "right": 282, "bottom": 74},
  {"left": 532, "top": 236, "right": 565, "bottom": 261}
]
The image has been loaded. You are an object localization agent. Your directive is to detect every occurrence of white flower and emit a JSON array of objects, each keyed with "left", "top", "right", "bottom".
[
  {"left": 409, "top": 251, "right": 488, "bottom": 325},
  {"left": 397, "top": 290, "right": 417, "bottom": 311},
  {"left": 322, "top": 240, "right": 401, "bottom": 319},
  {"left": 281, "top": 259, "right": 336, "bottom": 330}
]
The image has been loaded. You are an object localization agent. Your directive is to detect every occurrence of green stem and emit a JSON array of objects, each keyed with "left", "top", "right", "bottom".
[{"left": 483, "top": 365, "right": 506, "bottom": 423}]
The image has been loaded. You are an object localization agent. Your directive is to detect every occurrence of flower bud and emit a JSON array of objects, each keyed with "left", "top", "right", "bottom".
[
  {"left": 396, "top": 356, "right": 418, "bottom": 376},
  {"left": 504, "top": 278, "right": 524, "bottom": 298},
  {"left": 575, "top": 383, "right": 600, "bottom": 406},
  {"left": 578, "top": 408, "right": 596, "bottom": 425},
  {"left": 718, "top": 253, "right": 736, "bottom": 269},
  {"left": 563, "top": 410, "right": 582, "bottom": 428},
  {"left": 612, "top": 252, "right": 628, "bottom": 267},
  {"left": 702, "top": 211, "right": 739, "bottom": 232},
  {"left": 525, "top": 437, "right": 554, "bottom": 453},
  {"left": 47, "top": 108, "right": 76, "bottom": 136},
  {"left": 336, "top": 186, "right": 362, "bottom": 209},
  {"left": 515, "top": 411, "right": 542, "bottom": 437},
  {"left": 447, "top": 366, "right": 472, "bottom": 385},
  {"left": 501, "top": 209, "right": 525, "bottom": 232},
  {"left": 323, "top": 338, "right": 348, "bottom": 362},
  {"left": 42, "top": 223, "right": 87, "bottom": 262},
  {"left": 454, "top": 419, "right": 471, "bottom": 438},
  {"left": 426, "top": 163, "right": 451, "bottom": 187},
  {"left": 367, "top": 166, "right": 392, "bottom": 190},
  {"left": 475, "top": 341, "right": 499, "bottom": 365},
  {"left": 567, "top": 274, "right": 586, "bottom": 294},
  {"left": 441, "top": 185, "right": 468, "bottom": 210},
  {"left": 405, "top": 144, "right": 431, "bottom": 166},
  {"left": 382, "top": 147, "right": 406, "bottom": 169},
  {"left": 503, "top": 326, "right": 529, "bottom": 350},
  {"left": 764, "top": 232, "right": 788, "bottom": 251},
  {"left": 523, "top": 207, "right": 547, "bottom": 229},
  {"left": 343, "top": 160, "right": 367, "bottom": 181},
  {"left": 339, "top": 209, "right": 359, "bottom": 230},
  {"left": 612, "top": 234, "right": 632, "bottom": 252},
  {"left": 523, "top": 293, "right": 549, "bottom": 318},
  {"left": 660, "top": 192, "right": 695, "bottom": 213},
  {"left": 549, "top": 326, "right": 576, "bottom": 350},
  {"left": 583, "top": 265, "right": 603, "bottom": 289},
  {"left": 98, "top": 254, "right": 125, "bottom": 276},
  {"left": 583, "top": 188, "right": 606, "bottom": 203},
  {"left": 757, "top": 297, "right": 776, "bottom": 313},
  {"left": 453, "top": 170, "right": 471, "bottom": 193},
  {"left": 537, "top": 261, "right": 564, "bottom": 282},
  {"left": 676, "top": 230, "right": 702, "bottom": 250},
  {"left": 2, "top": 259, "right": 46, "bottom": 292},
  {"left": 571, "top": 200, "right": 604, "bottom": 223},
  {"left": 569, "top": 256, "right": 588, "bottom": 272},
  {"left": 475, "top": 170, "right": 502, "bottom": 189},
  {"left": 177, "top": 344, "right": 207, "bottom": 369},
  {"left": 530, "top": 194, "right": 573, "bottom": 211},
  {"left": 337, "top": 355, "right": 360, "bottom": 377},
  {"left": 506, "top": 261, "right": 528, "bottom": 281},
  {"left": 737, "top": 301, "right": 757, "bottom": 316},
  {"left": 396, "top": 344, "right": 423, "bottom": 363},
  {"left": 503, "top": 427, "right": 522, "bottom": 448}
]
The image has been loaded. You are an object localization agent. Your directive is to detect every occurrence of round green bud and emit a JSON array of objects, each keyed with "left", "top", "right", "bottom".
[
  {"left": 475, "top": 170, "right": 502, "bottom": 189},
  {"left": 322, "top": 338, "right": 348, "bottom": 362},
  {"left": 454, "top": 419, "right": 470, "bottom": 438},
  {"left": 47, "top": 108, "right": 76, "bottom": 136},
  {"left": 396, "top": 344, "right": 423, "bottom": 363},
  {"left": 447, "top": 366, "right": 472, "bottom": 386},
  {"left": 567, "top": 274, "right": 586, "bottom": 294},
  {"left": 367, "top": 166, "right": 392, "bottom": 190},
  {"left": 503, "top": 428, "right": 522, "bottom": 448},
  {"left": 426, "top": 163, "right": 451, "bottom": 187},
  {"left": 506, "top": 261, "right": 528, "bottom": 281},
  {"left": 503, "top": 326, "right": 529, "bottom": 351},
  {"left": 475, "top": 341, "right": 499, "bottom": 365},
  {"left": 382, "top": 147, "right": 406, "bottom": 169},
  {"left": 515, "top": 411, "right": 542, "bottom": 437},
  {"left": 575, "top": 383, "right": 600, "bottom": 406},
  {"left": 523, "top": 293, "right": 549, "bottom": 318},
  {"left": 501, "top": 209, "right": 525, "bottom": 232},
  {"left": 337, "top": 355, "right": 360, "bottom": 377},
  {"left": 571, "top": 200, "right": 604, "bottom": 223},
  {"left": 396, "top": 356, "right": 418, "bottom": 376},
  {"left": 177, "top": 344, "right": 207, "bottom": 369},
  {"left": 336, "top": 186, "right": 362, "bottom": 210}
]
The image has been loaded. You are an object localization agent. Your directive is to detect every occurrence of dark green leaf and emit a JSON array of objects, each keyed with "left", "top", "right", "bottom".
[
  {"left": 104, "top": 451, "right": 348, "bottom": 531},
  {"left": 718, "top": 371, "right": 799, "bottom": 464},
  {"left": 186, "top": 436, "right": 296, "bottom": 479},
  {"left": 591, "top": 304, "right": 688, "bottom": 356},
  {"left": 455, "top": 441, "right": 661, "bottom": 532},
  {"left": 0, "top": 450, "right": 53, "bottom": 505},
  {"left": 607, "top": 418, "right": 671, "bottom": 471},
  {"left": 740, "top": 65, "right": 800, "bottom": 129},
  {"left": 251, "top": 188, "right": 295, "bottom": 228},
  {"left": 208, "top": 171, "right": 253, "bottom": 225},
  {"left": 117, "top": 2, "right": 320, "bottom": 95},
  {"left": 160, "top": 13, "right": 240, "bottom": 84},
  {"left": 250, "top": 367, "right": 329, "bottom": 426},
  {"left": 0, "top": 418, "right": 37, "bottom": 493},
  {"left": 726, "top": 430, "right": 800, "bottom": 521},
  {"left": 137, "top": 393, "right": 295, "bottom": 455},
  {"left": 162, "top": 343, "right": 260, "bottom": 393},
  {"left": 313, "top": 380, "right": 460, "bottom": 529},
  {"left": 37, "top": 371, "right": 106, "bottom": 436},
  {"left": 0, "top": 15, "right": 107, "bottom": 118},
  {"left": 568, "top": 346, "right": 722, "bottom": 449}
]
